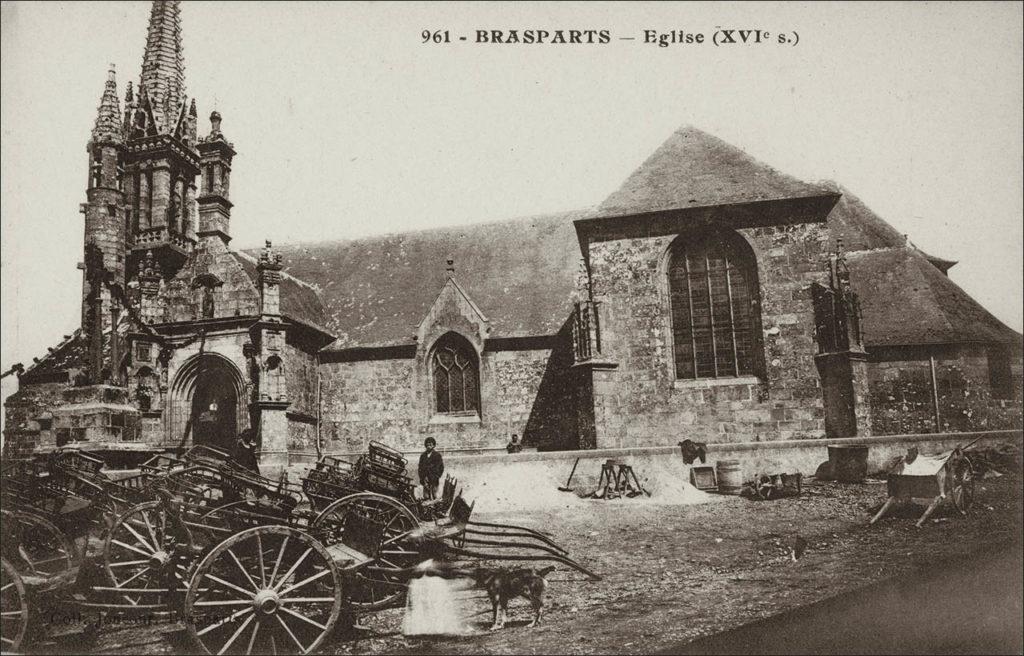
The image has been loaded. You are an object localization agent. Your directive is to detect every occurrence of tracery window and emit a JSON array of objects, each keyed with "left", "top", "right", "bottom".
[
  {"left": 431, "top": 333, "right": 480, "bottom": 414},
  {"left": 668, "top": 232, "right": 764, "bottom": 379}
]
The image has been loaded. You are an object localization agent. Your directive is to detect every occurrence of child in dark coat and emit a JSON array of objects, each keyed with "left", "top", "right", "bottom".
[{"left": 418, "top": 437, "right": 444, "bottom": 500}]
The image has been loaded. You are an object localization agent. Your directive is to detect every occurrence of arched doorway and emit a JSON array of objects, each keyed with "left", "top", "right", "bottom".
[{"left": 168, "top": 353, "right": 247, "bottom": 453}]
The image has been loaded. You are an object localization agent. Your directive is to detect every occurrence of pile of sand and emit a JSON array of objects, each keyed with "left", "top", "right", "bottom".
[
  {"left": 459, "top": 458, "right": 716, "bottom": 512},
  {"left": 462, "top": 466, "right": 587, "bottom": 512}
]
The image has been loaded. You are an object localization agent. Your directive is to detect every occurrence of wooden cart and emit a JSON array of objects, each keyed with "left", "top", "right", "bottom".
[
  {"left": 2, "top": 443, "right": 601, "bottom": 654},
  {"left": 869, "top": 445, "right": 975, "bottom": 528}
]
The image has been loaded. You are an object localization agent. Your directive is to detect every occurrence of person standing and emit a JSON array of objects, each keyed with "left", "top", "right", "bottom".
[
  {"left": 506, "top": 433, "right": 523, "bottom": 454},
  {"left": 234, "top": 428, "right": 260, "bottom": 473},
  {"left": 418, "top": 437, "right": 444, "bottom": 500}
]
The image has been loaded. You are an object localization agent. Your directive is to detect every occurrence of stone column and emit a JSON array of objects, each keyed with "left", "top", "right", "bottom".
[
  {"left": 253, "top": 240, "right": 289, "bottom": 469},
  {"left": 150, "top": 167, "right": 171, "bottom": 229}
]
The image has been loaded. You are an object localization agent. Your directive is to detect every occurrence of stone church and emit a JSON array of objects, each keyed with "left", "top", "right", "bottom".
[{"left": 4, "top": 0, "right": 1021, "bottom": 467}]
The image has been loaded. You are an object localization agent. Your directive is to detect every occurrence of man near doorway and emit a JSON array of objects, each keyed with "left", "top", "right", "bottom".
[
  {"left": 418, "top": 437, "right": 444, "bottom": 500},
  {"left": 234, "top": 428, "right": 259, "bottom": 473},
  {"left": 195, "top": 401, "right": 220, "bottom": 446}
]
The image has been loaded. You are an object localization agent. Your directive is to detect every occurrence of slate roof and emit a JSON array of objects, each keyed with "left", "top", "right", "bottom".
[
  {"left": 848, "top": 247, "right": 1021, "bottom": 347},
  {"left": 827, "top": 181, "right": 1017, "bottom": 347},
  {"left": 22, "top": 331, "right": 88, "bottom": 380},
  {"left": 819, "top": 181, "right": 957, "bottom": 272},
  {"left": 229, "top": 252, "right": 331, "bottom": 335},
  {"left": 259, "top": 211, "right": 587, "bottom": 350},
  {"left": 592, "top": 126, "right": 832, "bottom": 220}
]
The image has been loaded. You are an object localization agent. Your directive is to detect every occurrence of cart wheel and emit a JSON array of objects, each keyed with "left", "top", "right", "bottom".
[
  {"left": 103, "top": 501, "right": 190, "bottom": 605},
  {"left": 951, "top": 457, "right": 975, "bottom": 514},
  {"left": 312, "top": 492, "right": 421, "bottom": 611},
  {"left": 1, "top": 558, "right": 30, "bottom": 652},
  {"left": 1, "top": 509, "right": 78, "bottom": 581},
  {"left": 184, "top": 526, "right": 342, "bottom": 655}
]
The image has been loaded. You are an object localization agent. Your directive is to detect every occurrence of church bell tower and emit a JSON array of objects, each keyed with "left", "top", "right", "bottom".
[
  {"left": 81, "top": 65, "right": 127, "bottom": 382},
  {"left": 122, "top": 0, "right": 199, "bottom": 277}
]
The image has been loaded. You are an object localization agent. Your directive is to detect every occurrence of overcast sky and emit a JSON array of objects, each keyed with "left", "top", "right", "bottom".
[{"left": 2, "top": 1, "right": 1022, "bottom": 401}]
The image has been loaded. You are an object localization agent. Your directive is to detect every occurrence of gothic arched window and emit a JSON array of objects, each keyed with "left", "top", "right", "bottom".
[
  {"left": 668, "top": 232, "right": 765, "bottom": 380},
  {"left": 431, "top": 333, "right": 480, "bottom": 414}
]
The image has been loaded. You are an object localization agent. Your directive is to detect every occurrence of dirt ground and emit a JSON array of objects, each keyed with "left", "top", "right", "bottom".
[{"left": 52, "top": 462, "right": 1021, "bottom": 656}]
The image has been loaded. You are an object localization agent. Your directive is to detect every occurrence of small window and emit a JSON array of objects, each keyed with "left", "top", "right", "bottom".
[
  {"left": 988, "top": 346, "right": 1014, "bottom": 400},
  {"left": 431, "top": 333, "right": 480, "bottom": 415},
  {"left": 136, "top": 343, "right": 152, "bottom": 362}
]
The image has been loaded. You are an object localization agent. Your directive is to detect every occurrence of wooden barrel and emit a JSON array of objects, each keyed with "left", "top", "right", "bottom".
[{"left": 716, "top": 459, "right": 744, "bottom": 495}]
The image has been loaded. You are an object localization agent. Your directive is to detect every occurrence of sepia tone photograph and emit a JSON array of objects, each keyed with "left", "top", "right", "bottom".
[{"left": 0, "top": 1, "right": 1021, "bottom": 654}]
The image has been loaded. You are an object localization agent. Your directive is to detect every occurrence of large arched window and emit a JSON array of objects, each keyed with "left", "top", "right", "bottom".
[
  {"left": 668, "top": 232, "right": 764, "bottom": 380},
  {"left": 431, "top": 333, "right": 481, "bottom": 414}
]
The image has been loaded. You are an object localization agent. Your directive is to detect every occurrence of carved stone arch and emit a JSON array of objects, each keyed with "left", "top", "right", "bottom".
[
  {"left": 134, "top": 365, "right": 160, "bottom": 412},
  {"left": 167, "top": 352, "right": 248, "bottom": 451},
  {"left": 190, "top": 272, "right": 224, "bottom": 289}
]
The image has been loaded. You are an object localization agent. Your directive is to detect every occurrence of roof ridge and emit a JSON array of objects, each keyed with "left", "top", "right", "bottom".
[
  {"left": 245, "top": 208, "right": 593, "bottom": 252},
  {"left": 21, "top": 329, "right": 84, "bottom": 376},
  {"left": 232, "top": 250, "right": 321, "bottom": 293},
  {"left": 911, "top": 249, "right": 958, "bottom": 338},
  {"left": 593, "top": 124, "right": 830, "bottom": 219}
]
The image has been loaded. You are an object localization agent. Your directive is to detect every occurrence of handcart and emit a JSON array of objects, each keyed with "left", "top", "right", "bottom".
[{"left": 869, "top": 443, "right": 975, "bottom": 528}]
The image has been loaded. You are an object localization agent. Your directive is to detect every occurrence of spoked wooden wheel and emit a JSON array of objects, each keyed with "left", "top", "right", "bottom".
[
  {"left": 1, "top": 558, "right": 30, "bottom": 652},
  {"left": 184, "top": 526, "right": 342, "bottom": 655},
  {"left": 951, "top": 456, "right": 976, "bottom": 514},
  {"left": 1, "top": 509, "right": 78, "bottom": 581},
  {"left": 103, "top": 501, "right": 190, "bottom": 605},
  {"left": 312, "top": 492, "right": 421, "bottom": 611}
]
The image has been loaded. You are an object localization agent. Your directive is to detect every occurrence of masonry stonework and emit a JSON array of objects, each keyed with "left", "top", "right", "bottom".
[
  {"left": 583, "top": 221, "right": 831, "bottom": 448},
  {"left": 868, "top": 345, "right": 1023, "bottom": 435}
]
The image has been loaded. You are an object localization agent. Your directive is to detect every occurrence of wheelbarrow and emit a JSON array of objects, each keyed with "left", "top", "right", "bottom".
[{"left": 869, "top": 444, "right": 975, "bottom": 528}]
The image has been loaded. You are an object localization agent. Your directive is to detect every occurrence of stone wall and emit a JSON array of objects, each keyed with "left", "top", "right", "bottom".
[
  {"left": 156, "top": 240, "right": 259, "bottom": 323},
  {"left": 2, "top": 381, "right": 69, "bottom": 457},
  {"left": 2, "top": 383, "right": 141, "bottom": 459},
  {"left": 283, "top": 337, "right": 320, "bottom": 455},
  {"left": 585, "top": 221, "right": 831, "bottom": 449},
  {"left": 283, "top": 340, "right": 318, "bottom": 418},
  {"left": 868, "top": 345, "right": 1023, "bottom": 435},
  {"left": 318, "top": 339, "right": 580, "bottom": 457}
]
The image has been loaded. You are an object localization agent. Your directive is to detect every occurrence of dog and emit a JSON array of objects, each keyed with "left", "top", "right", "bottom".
[{"left": 470, "top": 565, "right": 555, "bottom": 630}]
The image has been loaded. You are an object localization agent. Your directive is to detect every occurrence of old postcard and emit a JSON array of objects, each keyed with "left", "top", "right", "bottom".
[{"left": 1, "top": 2, "right": 1021, "bottom": 654}]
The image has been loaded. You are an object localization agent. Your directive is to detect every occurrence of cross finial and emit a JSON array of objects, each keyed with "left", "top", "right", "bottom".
[{"left": 445, "top": 258, "right": 455, "bottom": 279}]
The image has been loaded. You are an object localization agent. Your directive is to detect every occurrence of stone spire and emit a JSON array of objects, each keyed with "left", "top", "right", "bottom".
[
  {"left": 140, "top": 0, "right": 185, "bottom": 133},
  {"left": 92, "top": 65, "right": 123, "bottom": 144}
]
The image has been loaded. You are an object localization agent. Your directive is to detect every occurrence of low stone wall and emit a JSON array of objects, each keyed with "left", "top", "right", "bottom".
[{"left": 282, "top": 429, "right": 1021, "bottom": 512}]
